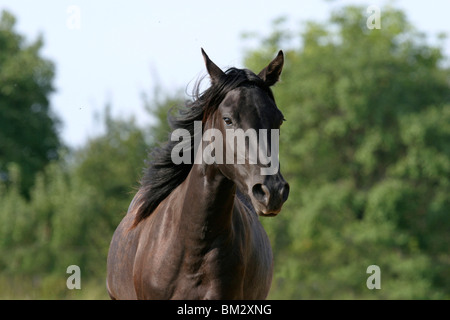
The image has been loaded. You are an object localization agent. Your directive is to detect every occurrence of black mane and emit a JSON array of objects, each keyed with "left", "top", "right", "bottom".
[{"left": 132, "top": 67, "right": 272, "bottom": 226}]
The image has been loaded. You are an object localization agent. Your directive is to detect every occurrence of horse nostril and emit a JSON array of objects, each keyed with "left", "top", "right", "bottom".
[
  {"left": 252, "top": 184, "right": 270, "bottom": 205},
  {"left": 281, "top": 183, "right": 290, "bottom": 202}
]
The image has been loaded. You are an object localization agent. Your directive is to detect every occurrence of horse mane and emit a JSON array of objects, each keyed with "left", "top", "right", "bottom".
[{"left": 131, "top": 67, "right": 272, "bottom": 227}]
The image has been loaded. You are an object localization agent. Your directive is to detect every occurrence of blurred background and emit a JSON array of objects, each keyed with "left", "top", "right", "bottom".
[{"left": 0, "top": 0, "right": 449, "bottom": 299}]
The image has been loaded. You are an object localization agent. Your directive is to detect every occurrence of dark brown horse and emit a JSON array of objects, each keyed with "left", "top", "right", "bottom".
[{"left": 106, "top": 49, "right": 289, "bottom": 299}]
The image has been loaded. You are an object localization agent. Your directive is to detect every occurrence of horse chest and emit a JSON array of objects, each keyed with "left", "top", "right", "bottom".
[{"left": 137, "top": 232, "right": 269, "bottom": 299}]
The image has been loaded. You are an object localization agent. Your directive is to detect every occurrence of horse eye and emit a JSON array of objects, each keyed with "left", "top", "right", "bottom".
[{"left": 223, "top": 117, "right": 233, "bottom": 126}]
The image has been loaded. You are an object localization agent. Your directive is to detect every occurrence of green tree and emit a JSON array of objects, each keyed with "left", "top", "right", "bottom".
[
  {"left": 244, "top": 5, "right": 450, "bottom": 299},
  {"left": 67, "top": 109, "right": 149, "bottom": 275},
  {"left": 0, "top": 10, "right": 61, "bottom": 195},
  {"left": 142, "top": 85, "right": 185, "bottom": 149},
  {"left": 0, "top": 107, "right": 149, "bottom": 298}
]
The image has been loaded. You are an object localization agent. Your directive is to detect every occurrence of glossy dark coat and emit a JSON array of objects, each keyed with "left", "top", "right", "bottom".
[{"left": 106, "top": 49, "right": 289, "bottom": 299}]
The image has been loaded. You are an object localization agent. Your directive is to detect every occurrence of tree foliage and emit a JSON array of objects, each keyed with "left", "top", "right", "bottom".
[
  {"left": 0, "top": 112, "right": 148, "bottom": 298},
  {"left": 0, "top": 5, "right": 449, "bottom": 299},
  {"left": 244, "top": 5, "right": 450, "bottom": 299},
  {"left": 0, "top": 10, "right": 61, "bottom": 195}
]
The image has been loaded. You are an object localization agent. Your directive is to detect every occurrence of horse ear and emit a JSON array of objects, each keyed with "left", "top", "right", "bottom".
[
  {"left": 258, "top": 50, "right": 284, "bottom": 87},
  {"left": 201, "top": 48, "right": 225, "bottom": 85}
]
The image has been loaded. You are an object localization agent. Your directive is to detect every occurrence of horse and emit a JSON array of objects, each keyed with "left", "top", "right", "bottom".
[{"left": 106, "top": 49, "right": 289, "bottom": 300}]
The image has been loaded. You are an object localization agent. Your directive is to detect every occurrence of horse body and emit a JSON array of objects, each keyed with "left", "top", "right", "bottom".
[
  {"left": 107, "top": 163, "right": 273, "bottom": 299},
  {"left": 107, "top": 49, "right": 288, "bottom": 300}
]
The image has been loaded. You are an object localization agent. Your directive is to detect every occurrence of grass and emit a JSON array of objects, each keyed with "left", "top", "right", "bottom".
[{"left": 0, "top": 274, "right": 110, "bottom": 300}]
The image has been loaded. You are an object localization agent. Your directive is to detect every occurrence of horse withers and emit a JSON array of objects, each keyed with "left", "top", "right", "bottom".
[{"left": 106, "top": 49, "right": 289, "bottom": 299}]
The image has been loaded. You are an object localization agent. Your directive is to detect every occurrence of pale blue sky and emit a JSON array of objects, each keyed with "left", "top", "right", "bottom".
[{"left": 1, "top": 0, "right": 449, "bottom": 147}]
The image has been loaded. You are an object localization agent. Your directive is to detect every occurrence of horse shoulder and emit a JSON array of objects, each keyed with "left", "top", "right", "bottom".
[
  {"left": 132, "top": 187, "right": 189, "bottom": 299},
  {"left": 107, "top": 196, "right": 143, "bottom": 299}
]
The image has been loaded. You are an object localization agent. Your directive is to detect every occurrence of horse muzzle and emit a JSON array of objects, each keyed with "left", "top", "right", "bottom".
[{"left": 251, "top": 179, "right": 290, "bottom": 216}]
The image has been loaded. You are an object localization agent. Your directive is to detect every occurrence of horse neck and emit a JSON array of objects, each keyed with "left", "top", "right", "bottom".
[
  {"left": 176, "top": 112, "right": 237, "bottom": 242},
  {"left": 181, "top": 162, "right": 236, "bottom": 240}
]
